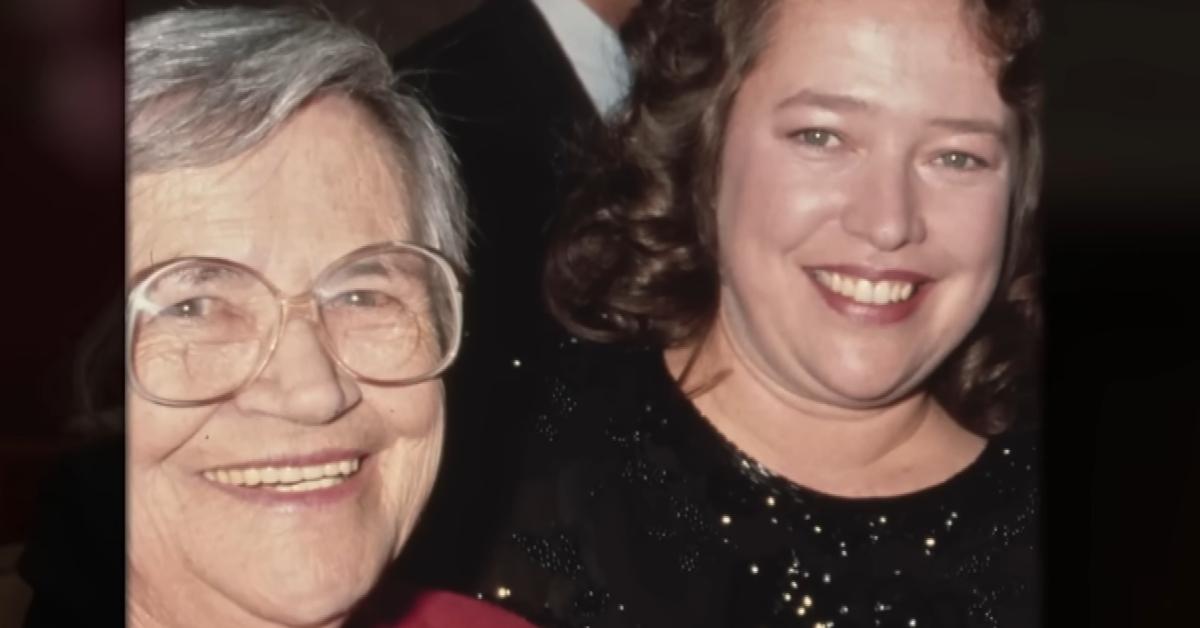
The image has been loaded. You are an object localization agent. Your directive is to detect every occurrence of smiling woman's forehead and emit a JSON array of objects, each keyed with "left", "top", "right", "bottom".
[
  {"left": 128, "top": 96, "right": 412, "bottom": 275},
  {"left": 758, "top": 0, "right": 1006, "bottom": 122}
]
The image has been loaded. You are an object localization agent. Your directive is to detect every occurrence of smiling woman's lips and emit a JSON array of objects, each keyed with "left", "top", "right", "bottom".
[
  {"left": 805, "top": 265, "right": 935, "bottom": 325},
  {"left": 199, "top": 449, "right": 372, "bottom": 509}
]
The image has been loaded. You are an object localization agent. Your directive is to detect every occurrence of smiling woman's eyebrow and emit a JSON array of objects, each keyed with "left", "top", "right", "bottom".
[
  {"left": 927, "top": 116, "right": 1008, "bottom": 139},
  {"left": 775, "top": 88, "right": 875, "bottom": 113},
  {"left": 774, "top": 89, "right": 1010, "bottom": 139}
]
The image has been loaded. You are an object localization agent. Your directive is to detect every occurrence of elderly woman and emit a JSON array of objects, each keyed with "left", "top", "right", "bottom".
[
  {"left": 125, "top": 8, "right": 531, "bottom": 628},
  {"left": 479, "top": 0, "right": 1044, "bottom": 626}
]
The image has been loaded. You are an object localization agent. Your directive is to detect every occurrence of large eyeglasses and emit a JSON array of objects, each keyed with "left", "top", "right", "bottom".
[{"left": 126, "top": 242, "right": 463, "bottom": 407}]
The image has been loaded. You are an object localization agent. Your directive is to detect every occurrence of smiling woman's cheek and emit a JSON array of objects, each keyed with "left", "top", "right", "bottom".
[{"left": 708, "top": 0, "right": 1013, "bottom": 407}]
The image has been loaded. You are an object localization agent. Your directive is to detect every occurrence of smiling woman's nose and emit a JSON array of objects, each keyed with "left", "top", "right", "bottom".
[
  {"left": 840, "top": 165, "right": 927, "bottom": 251},
  {"left": 233, "top": 319, "right": 361, "bottom": 424}
]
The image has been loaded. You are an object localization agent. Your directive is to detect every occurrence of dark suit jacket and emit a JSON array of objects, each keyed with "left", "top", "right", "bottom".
[
  {"left": 398, "top": 0, "right": 597, "bottom": 331},
  {"left": 390, "top": 0, "right": 602, "bottom": 590}
]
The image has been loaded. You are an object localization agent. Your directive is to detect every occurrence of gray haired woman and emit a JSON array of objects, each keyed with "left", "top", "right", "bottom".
[{"left": 123, "top": 7, "right": 529, "bottom": 628}]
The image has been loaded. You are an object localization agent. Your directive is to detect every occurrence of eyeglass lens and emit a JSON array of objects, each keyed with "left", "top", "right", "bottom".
[{"left": 129, "top": 247, "right": 458, "bottom": 403}]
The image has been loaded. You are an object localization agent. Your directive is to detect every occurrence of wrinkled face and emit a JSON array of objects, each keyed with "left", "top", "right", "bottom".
[
  {"left": 127, "top": 96, "right": 443, "bottom": 627},
  {"left": 715, "top": 0, "right": 1014, "bottom": 408}
]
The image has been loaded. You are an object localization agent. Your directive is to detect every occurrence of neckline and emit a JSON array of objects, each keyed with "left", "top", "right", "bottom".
[{"left": 638, "top": 344, "right": 1008, "bottom": 508}]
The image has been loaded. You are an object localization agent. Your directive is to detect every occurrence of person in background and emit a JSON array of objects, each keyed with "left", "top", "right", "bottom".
[
  {"left": 478, "top": 0, "right": 1045, "bottom": 625},
  {"left": 121, "top": 7, "right": 531, "bottom": 627},
  {"left": 390, "top": 0, "right": 639, "bottom": 590}
]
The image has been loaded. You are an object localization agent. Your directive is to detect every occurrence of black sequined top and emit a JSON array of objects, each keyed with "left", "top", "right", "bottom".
[{"left": 477, "top": 337, "right": 1042, "bottom": 628}]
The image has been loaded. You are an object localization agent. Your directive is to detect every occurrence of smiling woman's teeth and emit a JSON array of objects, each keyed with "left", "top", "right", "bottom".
[
  {"left": 815, "top": 271, "right": 916, "bottom": 305},
  {"left": 204, "top": 458, "right": 360, "bottom": 492}
]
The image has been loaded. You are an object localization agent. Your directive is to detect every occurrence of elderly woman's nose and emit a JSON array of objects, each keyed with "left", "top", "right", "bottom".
[
  {"left": 839, "top": 161, "right": 927, "bottom": 252},
  {"left": 234, "top": 318, "right": 361, "bottom": 424}
]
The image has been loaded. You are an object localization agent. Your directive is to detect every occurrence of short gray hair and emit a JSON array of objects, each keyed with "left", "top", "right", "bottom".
[{"left": 127, "top": 6, "right": 469, "bottom": 270}]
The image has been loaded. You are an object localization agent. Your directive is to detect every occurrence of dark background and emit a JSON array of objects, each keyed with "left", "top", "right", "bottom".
[
  {"left": 1038, "top": 2, "right": 1200, "bottom": 625},
  {"left": 0, "top": 0, "right": 481, "bottom": 547},
  {"left": 0, "top": 0, "right": 1197, "bottom": 625}
]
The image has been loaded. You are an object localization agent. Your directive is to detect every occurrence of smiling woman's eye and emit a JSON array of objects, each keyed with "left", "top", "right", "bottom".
[
  {"left": 936, "top": 151, "right": 989, "bottom": 170},
  {"left": 790, "top": 128, "right": 842, "bottom": 149}
]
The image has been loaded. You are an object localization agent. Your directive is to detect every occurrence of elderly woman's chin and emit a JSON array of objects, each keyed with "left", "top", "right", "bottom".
[
  {"left": 129, "top": 502, "right": 401, "bottom": 625},
  {"left": 202, "top": 561, "right": 379, "bottom": 627},
  {"left": 127, "top": 439, "right": 436, "bottom": 627},
  {"left": 217, "top": 559, "right": 382, "bottom": 626}
]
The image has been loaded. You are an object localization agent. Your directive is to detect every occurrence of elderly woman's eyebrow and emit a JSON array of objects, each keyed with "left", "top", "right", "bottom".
[
  {"left": 337, "top": 255, "right": 427, "bottom": 279},
  {"left": 188, "top": 264, "right": 236, "bottom": 279},
  {"left": 148, "top": 263, "right": 242, "bottom": 288},
  {"left": 340, "top": 259, "right": 392, "bottom": 278}
]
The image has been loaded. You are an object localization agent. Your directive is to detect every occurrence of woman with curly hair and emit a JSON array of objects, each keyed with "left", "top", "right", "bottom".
[{"left": 476, "top": 0, "right": 1044, "bottom": 625}]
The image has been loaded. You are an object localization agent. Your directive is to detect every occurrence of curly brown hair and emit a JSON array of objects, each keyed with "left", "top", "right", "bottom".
[{"left": 546, "top": 0, "right": 1044, "bottom": 434}]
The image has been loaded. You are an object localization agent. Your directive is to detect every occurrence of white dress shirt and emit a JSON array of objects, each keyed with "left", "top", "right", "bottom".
[{"left": 530, "top": 0, "right": 632, "bottom": 116}]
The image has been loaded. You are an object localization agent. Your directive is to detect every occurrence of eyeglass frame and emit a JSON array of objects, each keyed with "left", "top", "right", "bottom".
[{"left": 125, "top": 241, "right": 465, "bottom": 408}]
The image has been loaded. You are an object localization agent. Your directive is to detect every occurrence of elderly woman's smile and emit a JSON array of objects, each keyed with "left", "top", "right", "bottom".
[
  {"left": 200, "top": 452, "right": 366, "bottom": 502},
  {"left": 200, "top": 453, "right": 362, "bottom": 492}
]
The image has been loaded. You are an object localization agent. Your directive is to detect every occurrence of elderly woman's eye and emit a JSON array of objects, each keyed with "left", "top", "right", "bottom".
[
  {"left": 332, "top": 290, "right": 393, "bottom": 308},
  {"left": 937, "top": 151, "right": 988, "bottom": 170},
  {"left": 791, "top": 128, "right": 842, "bottom": 148},
  {"left": 161, "top": 297, "right": 211, "bottom": 318}
]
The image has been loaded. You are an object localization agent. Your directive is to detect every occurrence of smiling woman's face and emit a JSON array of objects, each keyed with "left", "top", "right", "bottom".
[
  {"left": 127, "top": 95, "right": 444, "bottom": 628},
  {"left": 714, "top": 0, "right": 1014, "bottom": 409}
]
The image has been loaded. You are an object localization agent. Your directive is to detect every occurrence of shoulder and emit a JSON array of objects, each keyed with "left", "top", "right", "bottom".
[
  {"left": 389, "top": 589, "right": 535, "bottom": 628},
  {"left": 950, "top": 426, "right": 1041, "bottom": 523},
  {"left": 957, "top": 428, "right": 1044, "bottom": 625},
  {"left": 475, "top": 336, "right": 729, "bottom": 626},
  {"left": 514, "top": 330, "right": 676, "bottom": 471},
  {"left": 986, "top": 425, "right": 1042, "bottom": 485},
  {"left": 525, "top": 334, "right": 666, "bottom": 444},
  {"left": 547, "top": 332, "right": 657, "bottom": 374},
  {"left": 949, "top": 427, "right": 1042, "bottom": 579},
  {"left": 537, "top": 331, "right": 663, "bottom": 389}
]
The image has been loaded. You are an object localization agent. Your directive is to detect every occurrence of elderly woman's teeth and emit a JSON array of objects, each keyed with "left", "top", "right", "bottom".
[
  {"left": 814, "top": 271, "right": 915, "bottom": 305},
  {"left": 204, "top": 458, "right": 361, "bottom": 491}
]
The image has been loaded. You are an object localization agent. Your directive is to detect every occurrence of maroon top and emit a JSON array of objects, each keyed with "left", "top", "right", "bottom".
[{"left": 388, "top": 589, "right": 534, "bottom": 628}]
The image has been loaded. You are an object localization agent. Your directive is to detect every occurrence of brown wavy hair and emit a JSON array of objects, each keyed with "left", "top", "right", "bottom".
[{"left": 545, "top": 0, "right": 1044, "bottom": 434}]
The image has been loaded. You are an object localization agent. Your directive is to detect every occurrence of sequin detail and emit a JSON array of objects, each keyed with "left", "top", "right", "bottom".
[{"left": 481, "top": 339, "right": 1042, "bottom": 627}]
